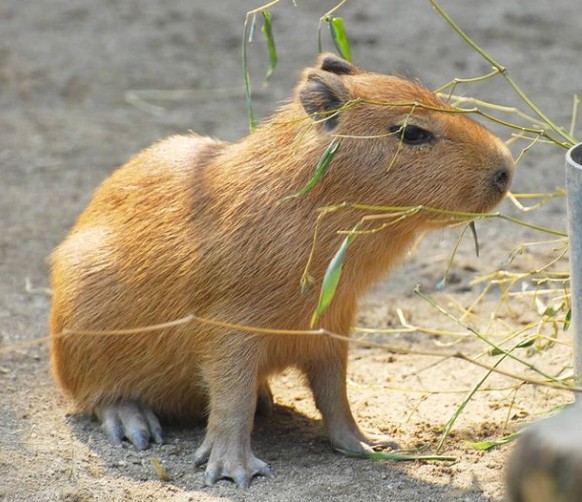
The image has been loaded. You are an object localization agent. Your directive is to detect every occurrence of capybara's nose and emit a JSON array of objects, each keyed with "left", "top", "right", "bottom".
[{"left": 492, "top": 166, "right": 511, "bottom": 193}]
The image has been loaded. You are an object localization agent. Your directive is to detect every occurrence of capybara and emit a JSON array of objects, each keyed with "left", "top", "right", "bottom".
[{"left": 50, "top": 53, "right": 513, "bottom": 487}]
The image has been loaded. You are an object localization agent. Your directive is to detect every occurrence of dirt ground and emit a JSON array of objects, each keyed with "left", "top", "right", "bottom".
[{"left": 2, "top": 1, "right": 581, "bottom": 501}]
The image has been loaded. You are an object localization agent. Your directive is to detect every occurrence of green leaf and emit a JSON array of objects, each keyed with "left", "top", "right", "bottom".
[
  {"left": 329, "top": 17, "right": 352, "bottom": 62},
  {"left": 261, "top": 10, "right": 278, "bottom": 83},
  {"left": 242, "top": 14, "right": 257, "bottom": 132},
  {"left": 469, "top": 220, "right": 480, "bottom": 257},
  {"left": 338, "top": 448, "right": 456, "bottom": 462},
  {"left": 564, "top": 308, "right": 572, "bottom": 331},
  {"left": 310, "top": 227, "right": 358, "bottom": 327},
  {"left": 489, "top": 338, "right": 534, "bottom": 356},
  {"left": 279, "top": 138, "right": 341, "bottom": 203},
  {"left": 467, "top": 432, "right": 520, "bottom": 451},
  {"left": 247, "top": 12, "right": 257, "bottom": 43}
]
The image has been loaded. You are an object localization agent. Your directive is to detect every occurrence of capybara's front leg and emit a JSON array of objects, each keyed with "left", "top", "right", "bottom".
[
  {"left": 194, "top": 347, "right": 274, "bottom": 488},
  {"left": 304, "top": 339, "right": 394, "bottom": 455}
]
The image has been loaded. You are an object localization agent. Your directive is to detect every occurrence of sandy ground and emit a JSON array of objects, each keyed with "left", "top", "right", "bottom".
[{"left": 1, "top": 1, "right": 581, "bottom": 501}]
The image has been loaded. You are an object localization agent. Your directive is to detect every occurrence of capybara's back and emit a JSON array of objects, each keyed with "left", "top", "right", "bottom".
[
  {"left": 50, "top": 134, "right": 228, "bottom": 419},
  {"left": 50, "top": 54, "right": 513, "bottom": 487}
]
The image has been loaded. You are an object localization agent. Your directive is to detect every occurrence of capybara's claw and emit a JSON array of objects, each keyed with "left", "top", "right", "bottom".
[
  {"left": 203, "top": 457, "right": 274, "bottom": 488},
  {"left": 96, "top": 401, "right": 163, "bottom": 450},
  {"left": 193, "top": 441, "right": 211, "bottom": 467},
  {"left": 329, "top": 422, "right": 398, "bottom": 457},
  {"left": 197, "top": 432, "right": 274, "bottom": 488},
  {"left": 257, "top": 462, "right": 275, "bottom": 479},
  {"left": 203, "top": 465, "right": 220, "bottom": 486},
  {"left": 232, "top": 472, "right": 252, "bottom": 490},
  {"left": 365, "top": 432, "right": 400, "bottom": 452}
]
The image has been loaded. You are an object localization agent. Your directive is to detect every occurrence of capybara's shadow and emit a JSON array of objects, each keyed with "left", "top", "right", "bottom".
[
  {"left": 66, "top": 402, "right": 331, "bottom": 487},
  {"left": 65, "top": 402, "right": 497, "bottom": 501}
]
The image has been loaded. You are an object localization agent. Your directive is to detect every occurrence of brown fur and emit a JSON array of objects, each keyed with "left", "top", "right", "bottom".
[{"left": 49, "top": 54, "right": 513, "bottom": 483}]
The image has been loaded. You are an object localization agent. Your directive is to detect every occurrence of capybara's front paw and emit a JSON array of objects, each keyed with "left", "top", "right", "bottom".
[
  {"left": 194, "top": 432, "right": 274, "bottom": 488},
  {"left": 331, "top": 425, "right": 398, "bottom": 457},
  {"left": 362, "top": 431, "right": 400, "bottom": 452},
  {"left": 96, "top": 400, "right": 163, "bottom": 450}
]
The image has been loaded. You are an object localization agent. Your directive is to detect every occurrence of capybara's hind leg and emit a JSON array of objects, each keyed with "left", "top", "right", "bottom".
[
  {"left": 255, "top": 381, "right": 273, "bottom": 417},
  {"left": 96, "top": 400, "right": 164, "bottom": 450}
]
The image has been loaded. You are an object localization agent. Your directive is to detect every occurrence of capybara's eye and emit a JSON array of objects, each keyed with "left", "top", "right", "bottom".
[{"left": 389, "top": 125, "right": 435, "bottom": 145}]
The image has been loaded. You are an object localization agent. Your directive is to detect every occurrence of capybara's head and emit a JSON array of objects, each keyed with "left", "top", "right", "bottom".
[{"left": 295, "top": 53, "right": 514, "bottom": 217}]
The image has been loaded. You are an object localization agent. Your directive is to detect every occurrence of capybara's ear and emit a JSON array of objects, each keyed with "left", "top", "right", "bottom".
[
  {"left": 316, "top": 52, "right": 361, "bottom": 76},
  {"left": 299, "top": 70, "right": 349, "bottom": 131}
]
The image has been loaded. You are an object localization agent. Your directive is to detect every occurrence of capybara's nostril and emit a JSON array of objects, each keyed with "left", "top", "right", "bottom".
[{"left": 493, "top": 167, "right": 510, "bottom": 193}]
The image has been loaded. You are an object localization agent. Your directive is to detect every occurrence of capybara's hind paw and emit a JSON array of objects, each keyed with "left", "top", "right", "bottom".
[
  {"left": 194, "top": 434, "right": 274, "bottom": 488},
  {"left": 96, "top": 401, "right": 163, "bottom": 450}
]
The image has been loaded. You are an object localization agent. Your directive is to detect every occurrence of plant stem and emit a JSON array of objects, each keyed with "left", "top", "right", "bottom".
[{"left": 428, "top": 0, "right": 577, "bottom": 147}]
